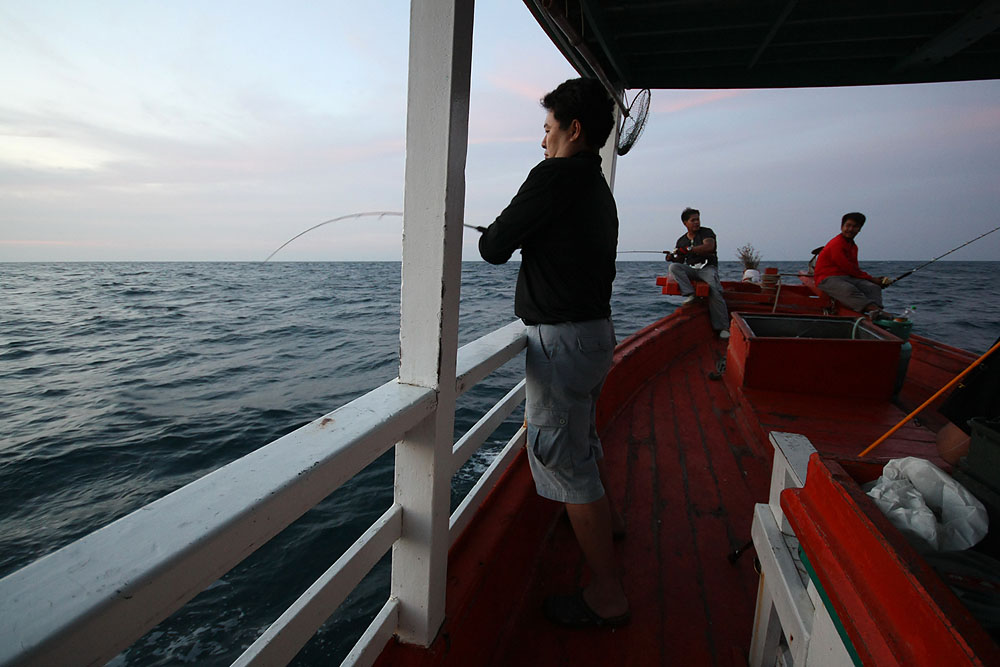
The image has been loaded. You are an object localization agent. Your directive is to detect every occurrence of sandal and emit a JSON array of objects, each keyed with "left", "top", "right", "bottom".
[{"left": 543, "top": 588, "right": 631, "bottom": 628}]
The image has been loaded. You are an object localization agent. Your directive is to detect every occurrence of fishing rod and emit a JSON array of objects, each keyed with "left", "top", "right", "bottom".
[
  {"left": 264, "top": 213, "right": 492, "bottom": 261},
  {"left": 889, "top": 224, "right": 1000, "bottom": 284},
  {"left": 859, "top": 337, "right": 1000, "bottom": 458},
  {"left": 264, "top": 211, "right": 403, "bottom": 262},
  {"left": 618, "top": 250, "right": 668, "bottom": 254}
]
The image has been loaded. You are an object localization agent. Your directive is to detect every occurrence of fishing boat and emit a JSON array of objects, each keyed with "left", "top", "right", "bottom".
[{"left": 2, "top": 2, "right": 999, "bottom": 666}]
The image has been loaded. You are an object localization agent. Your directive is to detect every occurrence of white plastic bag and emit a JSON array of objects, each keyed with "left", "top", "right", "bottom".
[{"left": 865, "top": 457, "right": 988, "bottom": 552}]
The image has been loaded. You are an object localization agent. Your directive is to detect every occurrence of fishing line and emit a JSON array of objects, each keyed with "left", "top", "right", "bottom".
[{"left": 889, "top": 224, "right": 1000, "bottom": 284}]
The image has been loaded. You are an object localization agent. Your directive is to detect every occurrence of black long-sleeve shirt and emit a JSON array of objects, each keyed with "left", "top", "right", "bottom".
[{"left": 478, "top": 151, "right": 618, "bottom": 325}]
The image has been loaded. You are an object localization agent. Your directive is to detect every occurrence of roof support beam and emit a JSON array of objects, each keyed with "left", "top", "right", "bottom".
[
  {"left": 527, "top": 0, "right": 628, "bottom": 114},
  {"left": 748, "top": 0, "right": 799, "bottom": 69},
  {"left": 894, "top": 0, "right": 1000, "bottom": 70},
  {"left": 579, "top": 0, "right": 634, "bottom": 86}
]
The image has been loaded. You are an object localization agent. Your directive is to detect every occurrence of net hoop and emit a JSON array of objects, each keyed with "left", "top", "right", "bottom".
[{"left": 617, "top": 88, "right": 650, "bottom": 156}]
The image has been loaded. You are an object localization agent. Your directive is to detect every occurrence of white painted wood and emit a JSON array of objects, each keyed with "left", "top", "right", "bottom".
[
  {"left": 450, "top": 427, "right": 527, "bottom": 544},
  {"left": 768, "top": 431, "right": 816, "bottom": 532},
  {"left": 0, "top": 311, "right": 532, "bottom": 665},
  {"left": 341, "top": 598, "right": 400, "bottom": 667},
  {"left": 454, "top": 320, "right": 526, "bottom": 396},
  {"left": 393, "top": 0, "right": 475, "bottom": 647},
  {"left": 599, "top": 98, "right": 620, "bottom": 190},
  {"left": 234, "top": 505, "right": 403, "bottom": 667},
  {"left": 752, "top": 503, "right": 814, "bottom": 665},
  {"left": 750, "top": 574, "right": 783, "bottom": 667},
  {"left": 451, "top": 379, "right": 525, "bottom": 476},
  {"left": 805, "top": 600, "right": 853, "bottom": 666},
  {"left": 807, "top": 579, "right": 823, "bottom": 609},
  {"left": 751, "top": 431, "right": 851, "bottom": 666},
  {"left": 397, "top": 0, "right": 471, "bottom": 390},
  {"left": 0, "top": 380, "right": 433, "bottom": 667}
]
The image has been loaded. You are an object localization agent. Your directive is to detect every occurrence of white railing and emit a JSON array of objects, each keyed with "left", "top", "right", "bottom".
[{"left": 0, "top": 320, "right": 527, "bottom": 667}]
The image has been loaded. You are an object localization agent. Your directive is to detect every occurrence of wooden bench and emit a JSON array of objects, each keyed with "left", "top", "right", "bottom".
[{"left": 796, "top": 272, "right": 838, "bottom": 311}]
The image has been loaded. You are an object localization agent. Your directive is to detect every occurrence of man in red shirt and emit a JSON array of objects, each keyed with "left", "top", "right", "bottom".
[{"left": 813, "top": 212, "right": 891, "bottom": 317}]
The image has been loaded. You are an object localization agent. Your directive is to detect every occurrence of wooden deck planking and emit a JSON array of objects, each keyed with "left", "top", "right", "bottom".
[
  {"left": 741, "top": 387, "right": 943, "bottom": 463},
  {"left": 488, "top": 339, "right": 776, "bottom": 666},
  {"left": 653, "top": 371, "right": 716, "bottom": 664},
  {"left": 668, "top": 347, "right": 768, "bottom": 663},
  {"left": 490, "top": 377, "right": 665, "bottom": 666},
  {"left": 379, "top": 295, "right": 974, "bottom": 667},
  {"left": 618, "top": 380, "right": 671, "bottom": 665},
  {"left": 686, "top": 349, "right": 770, "bottom": 553},
  {"left": 491, "top": 327, "right": 948, "bottom": 666}
]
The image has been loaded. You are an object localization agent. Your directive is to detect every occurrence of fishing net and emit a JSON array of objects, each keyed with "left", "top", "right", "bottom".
[{"left": 617, "top": 88, "right": 650, "bottom": 156}]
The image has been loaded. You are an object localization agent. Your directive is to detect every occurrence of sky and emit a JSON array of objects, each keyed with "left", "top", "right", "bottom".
[{"left": 2, "top": 1, "right": 999, "bottom": 263}]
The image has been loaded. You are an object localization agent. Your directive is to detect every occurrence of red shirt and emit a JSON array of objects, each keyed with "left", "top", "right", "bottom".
[{"left": 813, "top": 233, "right": 874, "bottom": 284}]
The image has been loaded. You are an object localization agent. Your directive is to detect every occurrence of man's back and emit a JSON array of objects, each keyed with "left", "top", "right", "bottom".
[{"left": 479, "top": 151, "right": 618, "bottom": 324}]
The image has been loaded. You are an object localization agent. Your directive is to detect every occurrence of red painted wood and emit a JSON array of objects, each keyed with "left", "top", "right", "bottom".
[
  {"left": 782, "top": 455, "right": 1000, "bottom": 666},
  {"left": 727, "top": 313, "right": 902, "bottom": 399},
  {"left": 376, "top": 282, "right": 997, "bottom": 666},
  {"left": 373, "top": 451, "right": 560, "bottom": 667},
  {"left": 657, "top": 274, "right": 710, "bottom": 297}
]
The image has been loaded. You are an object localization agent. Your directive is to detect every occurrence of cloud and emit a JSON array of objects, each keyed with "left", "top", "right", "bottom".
[{"left": 651, "top": 90, "right": 746, "bottom": 114}]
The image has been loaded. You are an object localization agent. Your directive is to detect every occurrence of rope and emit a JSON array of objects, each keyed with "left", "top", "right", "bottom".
[
  {"left": 850, "top": 316, "right": 865, "bottom": 340},
  {"left": 858, "top": 338, "right": 1000, "bottom": 457}
]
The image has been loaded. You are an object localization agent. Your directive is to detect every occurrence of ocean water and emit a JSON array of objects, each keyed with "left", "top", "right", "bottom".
[{"left": 1, "top": 260, "right": 998, "bottom": 664}]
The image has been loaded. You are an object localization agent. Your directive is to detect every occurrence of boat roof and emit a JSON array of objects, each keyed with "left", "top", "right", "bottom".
[{"left": 523, "top": 0, "right": 1000, "bottom": 89}]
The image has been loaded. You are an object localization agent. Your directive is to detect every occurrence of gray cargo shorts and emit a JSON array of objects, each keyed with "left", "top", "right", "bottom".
[{"left": 524, "top": 317, "right": 615, "bottom": 504}]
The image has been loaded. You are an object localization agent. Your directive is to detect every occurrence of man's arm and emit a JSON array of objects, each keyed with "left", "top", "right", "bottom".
[
  {"left": 479, "top": 163, "right": 555, "bottom": 265},
  {"left": 690, "top": 236, "right": 716, "bottom": 255},
  {"left": 687, "top": 229, "right": 716, "bottom": 257}
]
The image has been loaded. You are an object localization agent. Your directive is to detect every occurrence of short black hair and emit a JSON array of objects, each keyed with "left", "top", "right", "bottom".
[
  {"left": 541, "top": 78, "right": 615, "bottom": 150},
  {"left": 842, "top": 212, "right": 866, "bottom": 227},
  {"left": 681, "top": 207, "right": 700, "bottom": 223}
]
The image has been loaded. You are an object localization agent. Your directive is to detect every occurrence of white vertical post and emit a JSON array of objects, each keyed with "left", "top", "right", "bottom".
[
  {"left": 393, "top": 0, "right": 474, "bottom": 647},
  {"left": 599, "top": 97, "right": 621, "bottom": 191}
]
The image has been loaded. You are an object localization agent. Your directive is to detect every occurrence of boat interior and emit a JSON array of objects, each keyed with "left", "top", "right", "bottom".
[{"left": 376, "top": 278, "right": 997, "bottom": 665}]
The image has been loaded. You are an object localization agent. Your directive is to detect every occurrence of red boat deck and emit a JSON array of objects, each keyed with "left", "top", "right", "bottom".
[
  {"left": 377, "top": 288, "right": 977, "bottom": 667},
  {"left": 492, "top": 336, "right": 769, "bottom": 666}
]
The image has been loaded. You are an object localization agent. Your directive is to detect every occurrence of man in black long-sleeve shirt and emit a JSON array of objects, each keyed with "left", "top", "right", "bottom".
[
  {"left": 477, "top": 146, "right": 617, "bottom": 324},
  {"left": 478, "top": 78, "right": 628, "bottom": 628}
]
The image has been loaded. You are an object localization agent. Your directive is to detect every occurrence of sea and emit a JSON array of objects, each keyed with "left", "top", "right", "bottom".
[{"left": 2, "top": 260, "right": 998, "bottom": 665}]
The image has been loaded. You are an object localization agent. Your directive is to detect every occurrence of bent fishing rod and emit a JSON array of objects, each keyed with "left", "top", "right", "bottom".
[
  {"left": 264, "top": 213, "right": 490, "bottom": 261},
  {"left": 264, "top": 211, "right": 403, "bottom": 261},
  {"left": 266, "top": 212, "right": 675, "bottom": 259},
  {"left": 889, "top": 224, "right": 1000, "bottom": 285}
]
